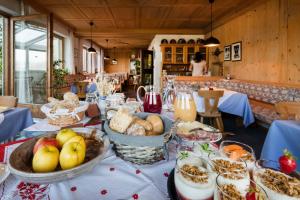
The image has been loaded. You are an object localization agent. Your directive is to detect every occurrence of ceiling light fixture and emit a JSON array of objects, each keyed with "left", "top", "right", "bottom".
[
  {"left": 88, "top": 21, "right": 96, "bottom": 53},
  {"left": 104, "top": 39, "right": 110, "bottom": 60},
  {"left": 204, "top": 0, "right": 220, "bottom": 47}
]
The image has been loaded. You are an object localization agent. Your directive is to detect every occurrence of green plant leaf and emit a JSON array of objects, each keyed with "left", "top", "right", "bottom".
[{"left": 179, "top": 151, "right": 189, "bottom": 160}]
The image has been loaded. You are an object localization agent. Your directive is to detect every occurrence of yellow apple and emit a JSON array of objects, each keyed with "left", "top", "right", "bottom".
[
  {"left": 32, "top": 145, "right": 59, "bottom": 173},
  {"left": 59, "top": 142, "right": 86, "bottom": 170},
  {"left": 56, "top": 129, "right": 77, "bottom": 147},
  {"left": 63, "top": 135, "right": 86, "bottom": 151}
]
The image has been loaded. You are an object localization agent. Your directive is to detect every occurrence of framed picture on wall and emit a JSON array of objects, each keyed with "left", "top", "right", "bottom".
[
  {"left": 224, "top": 45, "right": 231, "bottom": 61},
  {"left": 231, "top": 42, "right": 242, "bottom": 61}
]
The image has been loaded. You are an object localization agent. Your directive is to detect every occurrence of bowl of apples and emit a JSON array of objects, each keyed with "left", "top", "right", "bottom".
[{"left": 8, "top": 128, "right": 109, "bottom": 184}]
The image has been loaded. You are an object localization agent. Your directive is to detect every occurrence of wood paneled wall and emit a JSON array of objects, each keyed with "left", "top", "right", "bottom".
[
  {"left": 207, "top": 0, "right": 300, "bottom": 84},
  {"left": 104, "top": 49, "right": 132, "bottom": 73}
]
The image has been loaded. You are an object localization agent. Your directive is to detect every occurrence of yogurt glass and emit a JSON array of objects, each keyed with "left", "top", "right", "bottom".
[{"left": 175, "top": 153, "right": 215, "bottom": 200}]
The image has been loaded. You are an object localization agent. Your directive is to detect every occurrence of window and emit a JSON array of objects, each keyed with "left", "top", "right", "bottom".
[
  {"left": 82, "top": 46, "right": 99, "bottom": 73},
  {"left": 13, "top": 18, "right": 47, "bottom": 104},
  {"left": 82, "top": 48, "right": 88, "bottom": 72},
  {"left": 53, "top": 35, "right": 64, "bottom": 64}
]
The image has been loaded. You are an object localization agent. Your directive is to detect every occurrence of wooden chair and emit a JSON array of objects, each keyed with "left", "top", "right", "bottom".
[
  {"left": 0, "top": 96, "right": 18, "bottom": 107},
  {"left": 275, "top": 102, "right": 300, "bottom": 121},
  {"left": 75, "top": 81, "right": 88, "bottom": 99},
  {"left": 198, "top": 90, "right": 224, "bottom": 132}
]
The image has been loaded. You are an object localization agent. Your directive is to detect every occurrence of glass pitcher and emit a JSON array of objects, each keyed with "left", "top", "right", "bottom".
[
  {"left": 174, "top": 91, "right": 197, "bottom": 122},
  {"left": 162, "top": 75, "right": 176, "bottom": 110},
  {"left": 137, "top": 85, "right": 162, "bottom": 114}
]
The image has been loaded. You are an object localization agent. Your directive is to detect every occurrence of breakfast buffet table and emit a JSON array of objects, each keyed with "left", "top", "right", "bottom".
[
  {"left": 260, "top": 120, "right": 300, "bottom": 171},
  {"left": 0, "top": 108, "right": 33, "bottom": 142},
  {"left": 193, "top": 88, "right": 255, "bottom": 127},
  {"left": 0, "top": 140, "right": 177, "bottom": 200}
]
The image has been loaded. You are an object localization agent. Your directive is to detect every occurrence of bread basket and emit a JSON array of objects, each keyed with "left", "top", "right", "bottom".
[
  {"left": 8, "top": 128, "right": 110, "bottom": 184},
  {"left": 104, "top": 112, "right": 174, "bottom": 165},
  {"left": 41, "top": 101, "right": 89, "bottom": 126}
]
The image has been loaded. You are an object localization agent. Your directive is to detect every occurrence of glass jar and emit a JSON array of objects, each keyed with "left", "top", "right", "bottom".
[{"left": 174, "top": 91, "right": 197, "bottom": 122}]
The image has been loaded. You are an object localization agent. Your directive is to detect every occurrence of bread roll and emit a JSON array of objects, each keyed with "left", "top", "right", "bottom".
[
  {"left": 126, "top": 123, "right": 146, "bottom": 136},
  {"left": 109, "top": 108, "right": 133, "bottom": 133},
  {"left": 133, "top": 118, "right": 153, "bottom": 131},
  {"left": 63, "top": 92, "right": 80, "bottom": 106},
  {"left": 146, "top": 114, "right": 164, "bottom": 135}
]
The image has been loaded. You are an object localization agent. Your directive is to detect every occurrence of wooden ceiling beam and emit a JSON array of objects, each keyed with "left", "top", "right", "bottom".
[
  {"left": 64, "top": 18, "right": 209, "bottom": 21},
  {"left": 76, "top": 28, "right": 205, "bottom": 36}
]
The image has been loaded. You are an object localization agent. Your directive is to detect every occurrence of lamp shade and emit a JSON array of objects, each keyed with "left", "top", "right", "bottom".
[
  {"left": 112, "top": 58, "right": 118, "bottom": 65},
  {"left": 204, "top": 36, "right": 220, "bottom": 47},
  {"left": 88, "top": 46, "right": 96, "bottom": 53},
  {"left": 104, "top": 56, "right": 110, "bottom": 60}
]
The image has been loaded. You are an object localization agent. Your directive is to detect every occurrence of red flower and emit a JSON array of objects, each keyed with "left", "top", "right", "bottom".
[
  {"left": 101, "top": 189, "right": 108, "bottom": 195},
  {"left": 164, "top": 172, "right": 169, "bottom": 177},
  {"left": 109, "top": 167, "right": 115, "bottom": 171},
  {"left": 132, "top": 194, "right": 139, "bottom": 199},
  {"left": 70, "top": 186, "right": 77, "bottom": 192},
  {"left": 135, "top": 169, "right": 141, "bottom": 174}
]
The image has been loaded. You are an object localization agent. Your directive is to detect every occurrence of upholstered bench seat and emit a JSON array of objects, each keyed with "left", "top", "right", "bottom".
[
  {"left": 170, "top": 77, "right": 300, "bottom": 125},
  {"left": 249, "top": 100, "right": 280, "bottom": 124}
]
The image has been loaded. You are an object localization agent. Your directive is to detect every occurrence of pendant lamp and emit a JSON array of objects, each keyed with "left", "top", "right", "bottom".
[
  {"left": 88, "top": 21, "right": 96, "bottom": 53},
  {"left": 204, "top": 0, "right": 220, "bottom": 47},
  {"left": 104, "top": 39, "right": 110, "bottom": 60},
  {"left": 112, "top": 47, "right": 118, "bottom": 65}
]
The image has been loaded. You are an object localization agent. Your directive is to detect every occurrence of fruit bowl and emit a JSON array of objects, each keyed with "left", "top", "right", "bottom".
[{"left": 8, "top": 128, "right": 109, "bottom": 184}]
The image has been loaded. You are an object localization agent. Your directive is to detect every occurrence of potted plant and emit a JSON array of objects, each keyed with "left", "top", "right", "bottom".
[{"left": 52, "top": 59, "right": 69, "bottom": 99}]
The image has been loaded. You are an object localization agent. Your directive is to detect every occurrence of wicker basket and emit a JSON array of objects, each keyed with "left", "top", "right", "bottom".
[
  {"left": 41, "top": 101, "right": 89, "bottom": 127},
  {"left": 104, "top": 112, "right": 174, "bottom": 165},
  {"left": 47, "top": 111, "right": 85, "bottom": 126}
]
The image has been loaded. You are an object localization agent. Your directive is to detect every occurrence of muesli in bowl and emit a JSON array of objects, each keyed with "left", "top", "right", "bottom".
[
  {"left": 216, "top": 174, "right": 269, "bottom": 200},
  {"left": 208, "top": 154, "right": 250, "bottom": 196},
  {"left": 253, "top": 160, "right": 300, "bottom": 200},
  {"left": 175, "top": 152, "right": 215, "bottom": 200}
]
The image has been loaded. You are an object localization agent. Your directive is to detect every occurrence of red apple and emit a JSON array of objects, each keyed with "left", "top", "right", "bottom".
[{"left": 33, "top": 137, "right": 59, "bottom": 154}]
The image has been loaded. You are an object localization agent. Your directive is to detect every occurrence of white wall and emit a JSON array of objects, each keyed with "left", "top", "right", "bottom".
[{"left": 148, "top": 34, "right": 205, "bottom": 89}]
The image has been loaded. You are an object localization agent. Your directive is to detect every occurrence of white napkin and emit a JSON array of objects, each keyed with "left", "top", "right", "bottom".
[
  {"left": 0, "top": 113, "right": 4, "bottom": 125},
  {"left": 24, "top": 120, "right": 61, "bottom": 132}
]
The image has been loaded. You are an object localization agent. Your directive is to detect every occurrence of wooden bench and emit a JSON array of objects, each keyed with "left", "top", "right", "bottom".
[{"left": 169, "top": 77, "right": 300, "bottom": 126}]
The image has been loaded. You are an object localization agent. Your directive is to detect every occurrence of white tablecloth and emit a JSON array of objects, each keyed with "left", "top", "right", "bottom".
[{"left": 0, "top": 143, "right": 177, "bottom": 200}]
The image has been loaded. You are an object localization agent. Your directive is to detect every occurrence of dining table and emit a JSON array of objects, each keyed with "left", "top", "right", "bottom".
[
  {"left": 0, "top": 135, "right": 177, "bottom": 200},
  {"left": 260, "top": 120, "right": 300, "bottom": 171},
  {"left": 0, "top": 108, "right": 33, "bottom": 142},
  {"left": 192, "top": 88, "right": 255, "bottom": 127}
]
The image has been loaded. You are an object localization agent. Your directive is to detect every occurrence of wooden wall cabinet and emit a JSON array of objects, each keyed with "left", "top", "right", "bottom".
[
  {"left": 161, "top": 44, "right": 208, "bottom": 76},
  {"left": 161, "top": 44, "right": 208, "bottom": 65}
]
